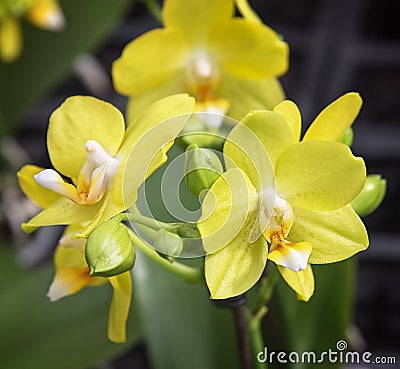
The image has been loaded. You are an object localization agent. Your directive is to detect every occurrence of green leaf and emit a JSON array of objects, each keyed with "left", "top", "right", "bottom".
[
  {"left": 133, "top": 251, "right": 240, "bottom": 369},
  {"left": 0, "top": 260, "right": 141, "bottom": 369},
  {"left": 266, "top": 260, "right": 356, "bottom": 369},
  {"left": 0, "top": 0, "right": 134, "bottom": 135}
]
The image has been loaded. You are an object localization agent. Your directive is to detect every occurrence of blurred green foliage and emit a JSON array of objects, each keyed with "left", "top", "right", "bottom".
[
  {"left": 0, "top": 247, "right": 141, "bottom": 369},
  {"left": 0, "top": 0, "right": 133, "bottom": 135},
  {"left": 133, "top": 251, "right": 240, "bottom": 369}
]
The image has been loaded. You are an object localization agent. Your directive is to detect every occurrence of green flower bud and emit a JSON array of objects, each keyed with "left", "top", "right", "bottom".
[
  {"left": 85, "top": 219, "right": 135, "bottom": 277},
  {"left": 340, "top": 127, "right": 354, "bottom": 147},
  {"left": 154, "top": 229, "right": 183, "bottom": 257},
  {"left": 351, "top": 174, "right": 386, "bottom": 217},
  {"left": 184, "top": 144, "right": 223, "bottom": 197}
]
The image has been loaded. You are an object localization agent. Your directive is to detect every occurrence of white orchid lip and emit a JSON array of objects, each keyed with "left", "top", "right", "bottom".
[
  {"left": 35, "top": 169, "right": 83, "bottom": 203},
  {"left": 268, "top": 240, "right": 311, "bottom": 272},
  {"left": 186, "top": 51, "right": 219, "bottom": 94},
  {"left": 35, "top": 140, "right": 119, "bottom": 205},
  {"left": 258, "top": 188, "right": 313, "bottom": 273}
]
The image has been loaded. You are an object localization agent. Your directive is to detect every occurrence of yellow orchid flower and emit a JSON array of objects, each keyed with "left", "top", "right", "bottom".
[
  {"left": 18, "top": 165, "right": 133, "bottom": 343},
  {"left": 18, "top": 94, "right": 195, "bottom": 238},
  {"left": 0, "top": 0, "right": 65, "bottom": 62},
  {"left": 198, "top": 92, "right": 369, "bottom": 301},
  {"left": 112, "top": 0, "right": 288, "bottom": 124},
  {"left": 47, "top": 224, "right": 132, "bottom": 343}
]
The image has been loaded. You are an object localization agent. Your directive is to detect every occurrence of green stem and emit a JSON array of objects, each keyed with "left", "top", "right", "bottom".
[
  {"left": 252, "top": 265, "right": 279, "bottom": 314},
  {"left": 246, "top": 266, "right": 279, "bottom": 368},
  {"left": 126, "top": 227, "right": 203, "bottom": 284},
  {"left": 233, "top": 304, "right": 253, "bottom": 369},
  {"left": 114, "top": 212, "right": 169, "bottom": 232},
  {"left": 247, "top": 306, "right": 268, "bottom": 369}
]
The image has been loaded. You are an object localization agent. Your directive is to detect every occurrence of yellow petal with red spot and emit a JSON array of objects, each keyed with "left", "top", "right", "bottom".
[
  {"left": 303, "top": 93, "right": 362, "bottom": 142},
  {"left": 108, "top": 272, "right": 132, "bottom": 343},
  {"left": 277, "top": 264, "right": 315, "bottom": 302}
]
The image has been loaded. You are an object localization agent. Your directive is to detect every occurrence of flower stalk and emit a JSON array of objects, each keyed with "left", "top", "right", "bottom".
[{"left": 126, "top": 227, "right": 203, "bottom": 284}]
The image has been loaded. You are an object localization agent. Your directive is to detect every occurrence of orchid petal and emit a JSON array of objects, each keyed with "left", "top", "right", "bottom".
[
  {"left": 54, "top": 244, "right": 86, "bottom": 268},
  {"left": 273, "top": 100, "right": 301, "bottom": 143},
  {"left": 241, "top": 110, "right": 293, "bottom": 167},
  {"left": 114, "top": 94, "right": 195, "bottom": 208},
  {"left": 34, "top": 169, "right": 83, "bottom": 204},
  {"left": 58, "top": 224, "right": 87, "bottom": 250},
  {"left": 47, "top": 267, "right": 93, "bottom": 302},
  {"left": 17, "top": 165, "right": 61, "bottom": 208},
  {"left": 276, "top": 141, "right": 366, "bottom": 211},
  {"left": 303, "top": 92, "right": 362, "bottom": 141},
  {"left": 224, "top": 121, "right": 275, "bottom": 192},
  {"left": 198, "top": 167, "right": 259, "bottom": 255},
  {"left": 112, "top": 28, "right": 189, "bottom": 96},
  {"left": 214, "top": 71, "right": 285, "bottom": 121},
  {"left": 48, "top": 96, "right": 125, "bottom": 178},
  {"left": 48, "top": 245, "right": 105, "bottom": 301},
  {"left": 126, "top": 73, "right": 186, "bottom": 122},
  {"left": 108, "top": 272, "right": 132, "bottom": 343},
  {"left": 204, "top": 209, "right": 268, "bottom": 299},
  {"left": 277, "top": 264, "right": 314, "bottom": 302},
  {"left": 74, "top": 190, "right": 123, "bottom": 238},
  {"left": 211, "top": 19, "right": 288, "bottom": 79},
  {"left": 268, "top": 241, "right": 312, "bottom": 272},
  {"left": 290, "top": 205, "right": 369, "bottom": 264},
  {"left": 235, "top": 0, "right": 262, "bottom": 23},
  {"left": 21, "top": 197, "right": 101, "bottom": 233},
  {"left": 163, "top": 0, "right": 234, "bottom": 44}
]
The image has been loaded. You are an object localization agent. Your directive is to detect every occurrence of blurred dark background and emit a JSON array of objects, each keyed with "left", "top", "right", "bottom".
[{"left": 1, "top": 0, "right": 399, "bottom": 368}]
